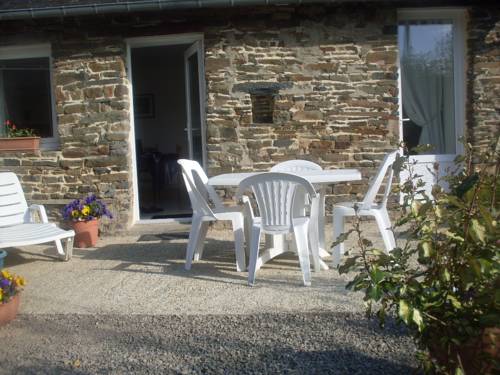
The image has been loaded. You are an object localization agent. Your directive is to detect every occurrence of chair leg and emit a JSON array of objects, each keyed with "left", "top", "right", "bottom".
[
  {"left": 185, "top": 215, "right": 206, "bottom": 270},
  {"left": 247, "top": 225, "right": 261, "bottom": 286},
  {"left": 293, "top": 220, "right": 311, "bottom": 287},
  {"left": 231, "top": 215, "right": 246, "bottom": 272},
  {"left": 373, "top": 209, "right": 396, "bottom": 253},
  {"left": 55, "top": 238, "right": 73, "bottom": 261},
  {"left": 308, "top": 197, "right": 321, "bottom": 273},
  {"left": 332, "top": 211, "right": 346, "bottom": 268},
  {"left": 193, "top": 221, "right": 209, "bottom": 261},
  {"left": 63, "top": 237, "right": 73, "bottom": 261},
  {"left": 318, "top": 187, "right": 326, "bottom": 253}
]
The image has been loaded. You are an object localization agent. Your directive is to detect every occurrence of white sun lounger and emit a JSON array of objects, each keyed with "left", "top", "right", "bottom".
[{"left": 0, "top": 172, "right": 74, "bottom": 261}]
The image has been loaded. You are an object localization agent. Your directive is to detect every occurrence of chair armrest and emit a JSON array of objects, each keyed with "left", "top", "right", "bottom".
[
  {"left": 28, "top": 204, "right": 49, "bottom": 223},
  {"left": 240, "top": 195, "right": 255, "bottom": 220}
]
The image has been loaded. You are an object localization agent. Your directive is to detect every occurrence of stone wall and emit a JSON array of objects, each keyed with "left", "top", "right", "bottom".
[
  {"left": 0, "top": 38, "right": 132, "bottom": 232},
  {"left": 0, "top": 4, "right": 498, "bottom": 232},
  {"left": 203, "top": 6, "right": 400, "bottom": 206},
  {"left": 467, "top": 7, "right": 500, "bottom": 154}
]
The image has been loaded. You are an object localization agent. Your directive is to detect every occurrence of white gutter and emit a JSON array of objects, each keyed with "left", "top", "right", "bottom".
[{"left": 0, "top": 0, "right": 340, "bottom": 20}]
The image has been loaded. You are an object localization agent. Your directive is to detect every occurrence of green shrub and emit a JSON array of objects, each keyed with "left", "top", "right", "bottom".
[{"left": 336, "top": 141, "right": 499, "bottom": 374}]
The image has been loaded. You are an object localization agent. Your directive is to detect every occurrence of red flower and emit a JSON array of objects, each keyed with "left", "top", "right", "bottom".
[
  {"left": 5, "top": 120, "right": 11, "bottom": 126},
  {"left": 11, "top": 125, "right": 16, "bottom": 130}
]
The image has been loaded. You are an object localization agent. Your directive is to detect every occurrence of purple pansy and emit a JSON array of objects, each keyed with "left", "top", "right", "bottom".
[{"left": 62, "top": 194, "right": 113, "bottom": 222}]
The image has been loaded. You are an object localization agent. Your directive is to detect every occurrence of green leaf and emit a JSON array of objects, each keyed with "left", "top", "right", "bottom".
[
  {"left": 478, "top": 206, "right": 495, "bottom": 232},
  {"left": 455, "top": 367, "right": 465, "bottom": 375},
  {"left": 421, "top": 242, "right": 433, "bottom": 258},
  {"left": 442, "top": 268, "right": 451, "bottom": 282},
  {"left": 399, "top": 300, "right": 411, "bottom": 324},
  {"left": 331, "top": 229, "right": 355, "bottom": 247},
  {"left": 370, "top": 268, "right": 386, "bottom": 284},
  {"left": 470, "top": 219, "right": 486, "bottom": 244},
  {"left": 454, "top": 173, "right": 479, "bottom": 198},
  {"left": 443, "top": 195, "right": 466, "bottom": 209},
  {"left": 411, "top": 201, "right": 421, "bottom": 216},
  {"left": 446, "top": 295, "right": 462, "bottom": 309},
  {"left": 443, "top": 230, "right": 464, "bottom": 242},
  {"left": 392, "top": 153, "right": 406, "bottom": 174},
  {"left": 412, "top": 308, "right": 424, "bottom": 332},
  {"left": 338, "top": 256, "right": 358, "bottom": 274},
  {"left": 367, "top": 285, "right": 382, "bottom": 301}
]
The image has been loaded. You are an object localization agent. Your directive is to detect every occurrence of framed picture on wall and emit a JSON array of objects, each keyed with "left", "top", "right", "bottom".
[{"left": 134, "top": 94, "right": 155, "bottom": 119}]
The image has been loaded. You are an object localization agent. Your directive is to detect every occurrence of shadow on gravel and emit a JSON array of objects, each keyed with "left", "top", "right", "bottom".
[
  {"left": 2, "top": 312, "right": 418, "bottom": 375},
  {"left": 1, "top": 246, "right": 64, "bottom": 267},
  {"left": 78, "top": 238, "right": 249, "bottom": 284},
  {"left": 77, "top": 237, "right": 318, "bottom": 286}
]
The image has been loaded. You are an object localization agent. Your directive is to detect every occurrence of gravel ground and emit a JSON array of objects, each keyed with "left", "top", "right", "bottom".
[
  {"left": 0, "top": 222, "right": 418, "bottom": 374},
  {"left": 0, "top": 313, "right": 416, "bottom": 374}
]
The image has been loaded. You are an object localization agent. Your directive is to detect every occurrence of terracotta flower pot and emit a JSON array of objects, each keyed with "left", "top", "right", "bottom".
[
  {"left": 70, "top": 219, "right": 100, "bottom": 248},
  {"left": 0, "top": 294, "right": 20, "bottom": 327},
  {"left": 430, "top": 327, "right": 500, "bottom": 374},
  {"left": 0, "top": 137, "right": 40, "bottom": 152}
]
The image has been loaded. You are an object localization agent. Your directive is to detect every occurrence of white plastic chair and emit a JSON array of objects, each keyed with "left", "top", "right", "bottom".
[
  {"left": 0, "top": 172, "right": 74, "bottom": 261},
  {"left": 237, "top": 172, "right": 320, "bottom": 286},
  {"left": 271, "top": 160, "right": 324, "bottom": 260},
  {"left": 332, "top": 151, "right": 399, "bottom": 266},
  {"left": 178, "top": 159, "right": 248, "bottom": 272}
]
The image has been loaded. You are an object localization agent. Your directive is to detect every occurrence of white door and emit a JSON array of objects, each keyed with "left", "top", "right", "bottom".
[
  {"left": 398, "top": 9, "right": 466, "bottom": 194},
  {"left": 184, "top": 41, "right": 206, "bottom": 167}
]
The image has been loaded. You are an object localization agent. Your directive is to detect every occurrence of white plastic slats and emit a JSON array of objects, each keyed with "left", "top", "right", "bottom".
[
  {"left": 177, "top": 159, "right": 247, "bottom": 272},
  {"left": 0, "top": 223, "right": 74, "bottom": 248},
  {"left": 0, "top": 173, "right": 28, "bottom": 227}
]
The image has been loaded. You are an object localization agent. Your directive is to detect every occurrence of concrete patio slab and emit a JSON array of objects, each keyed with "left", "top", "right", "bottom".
[
  {"left": 0, "top": 221, "right": 417, "bottom": 374},
  {"left": 2, "top": 223, "right": 388, "bottom": 316}
]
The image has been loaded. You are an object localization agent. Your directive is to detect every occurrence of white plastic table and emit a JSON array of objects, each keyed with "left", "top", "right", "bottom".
[{"left": 208, "top": 169, "right": 362, "bottom": 270}]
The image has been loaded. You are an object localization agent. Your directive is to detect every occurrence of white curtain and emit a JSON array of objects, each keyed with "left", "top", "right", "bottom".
[{"left": 400, "top": 23, "right": 455, "bottom": 154}]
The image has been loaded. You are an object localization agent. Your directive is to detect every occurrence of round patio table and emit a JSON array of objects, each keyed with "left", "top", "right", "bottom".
[{"left": 208, "top": 169, "right": 362, "bottom": 270}]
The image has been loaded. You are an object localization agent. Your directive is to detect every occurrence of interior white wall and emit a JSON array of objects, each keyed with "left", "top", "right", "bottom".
[{"left": 131, "top": 44, "right": 190, "bottom": 157}]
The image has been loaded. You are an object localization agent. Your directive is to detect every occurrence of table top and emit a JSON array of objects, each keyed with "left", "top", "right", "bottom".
[{"left": 208, "top": 169, "right": 362, "bottom": 186}]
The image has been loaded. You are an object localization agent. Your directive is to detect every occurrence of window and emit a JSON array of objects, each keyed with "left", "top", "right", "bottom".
[
  {"left": 251, "top": 93, "right": 275, "bottom": 124},
  {"left": 398, "top": 9, "right": 465, "bottom": 156},
  {"left": 0, "top": 45, "right": 58, "bottom": 148}
]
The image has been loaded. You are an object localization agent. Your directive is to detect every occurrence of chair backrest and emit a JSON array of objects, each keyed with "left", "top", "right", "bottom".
[
  {"left": 237, "top": 172, "right": 317, "bottom": 233},
  {"left": 270, "top": 160, "right": 322, "bottom": 173},
  {"left": 361, "top": 150, "right": 399, "bottom": 210},
  {"left": 177, "top": 159, "right": 222, "bottom": 217},
  {"left": 0, "top": 172, "right": 28, "bottom": 227}
]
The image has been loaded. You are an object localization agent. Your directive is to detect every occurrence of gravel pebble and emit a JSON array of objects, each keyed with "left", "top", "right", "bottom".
[{"left": 0, "top": 312, "right": 417, "bottom": 375}]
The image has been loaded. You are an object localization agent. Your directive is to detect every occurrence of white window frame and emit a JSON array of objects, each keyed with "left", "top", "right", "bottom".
[
  {"left": 0, "top": 44, "right": 59, "bottom": 150},
  {"left": 397, "top": 8, "right": 467, "bottom": 161}
]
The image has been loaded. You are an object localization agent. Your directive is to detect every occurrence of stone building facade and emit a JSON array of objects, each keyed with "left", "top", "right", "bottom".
[{"left": 0, "top": 3, "right": 498, "bottom": 233}]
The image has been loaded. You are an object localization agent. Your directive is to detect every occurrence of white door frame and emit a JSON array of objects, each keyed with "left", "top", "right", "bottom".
[
  {"left": 397, "top": 8, "right": 467, "bottom": 163},
  {"left": 183, "top": 41, "right": 207, "bottom": 166},
  {"left": 125, "top": 33, "right": 206, "bottom": 224}
]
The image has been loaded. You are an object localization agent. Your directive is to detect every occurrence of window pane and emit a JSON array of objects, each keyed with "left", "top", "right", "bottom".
[
  {"left": 398, "top": 22, "right": 456, "bottom": 154},
  {"left": 0, "top": 57, "right": 53, "bottom": 138}
]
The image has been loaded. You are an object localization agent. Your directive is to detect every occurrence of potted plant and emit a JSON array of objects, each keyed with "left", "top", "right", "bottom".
[
  {"left": 62, "top": 194, "right": 113, "bottom": 248},
  {"left": 0, "top": 120, "right": 40, "bottom": 152},
  {"left": 0, "top": 269, "right": 25, "bottom": 327},
  {"left": 335, "top": 141, "right": 499, "bottom": 374}
]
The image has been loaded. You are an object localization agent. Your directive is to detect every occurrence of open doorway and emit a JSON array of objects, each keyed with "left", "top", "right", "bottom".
[{"left": 129, "top": 38, "right": 205, "bottom": 220}]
